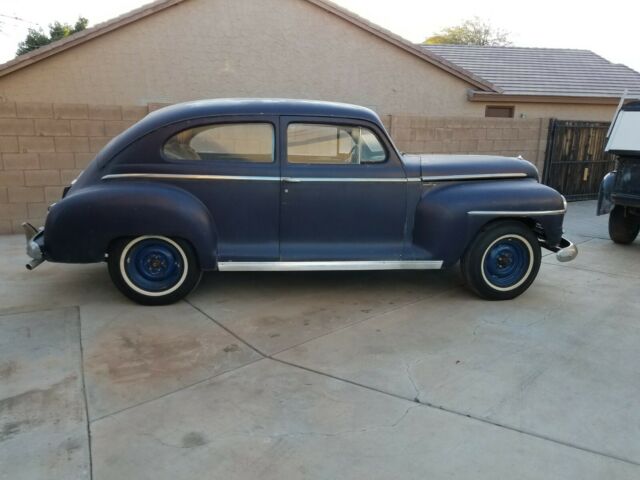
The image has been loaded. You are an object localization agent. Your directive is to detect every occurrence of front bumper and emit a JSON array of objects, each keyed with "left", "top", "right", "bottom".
[
  {"left": 541, "top": 236, "right": 578, "bottom": 263},
  {"left": 22, "top": 223, "right": 45, "bottom": 270}
]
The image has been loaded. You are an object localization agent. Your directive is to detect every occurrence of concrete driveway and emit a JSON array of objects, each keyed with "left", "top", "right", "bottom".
[{"left": 1, "top": 200, "right": 639, "bottom": 479}]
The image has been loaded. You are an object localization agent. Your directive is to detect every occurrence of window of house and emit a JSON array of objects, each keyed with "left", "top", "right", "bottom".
[
  {"left": 163, "top": 123, "right": 274, "bottom": 162},
  {"left": 485, "top": 106, "right": 515, "bottom": 118},
  {"left": 287, "top": 123, "right": 387, "bottom": 164}
]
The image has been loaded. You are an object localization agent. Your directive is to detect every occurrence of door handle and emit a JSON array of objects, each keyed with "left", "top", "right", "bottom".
[{"left": 282, "top": 177, "right": 302, "bottom": 183}]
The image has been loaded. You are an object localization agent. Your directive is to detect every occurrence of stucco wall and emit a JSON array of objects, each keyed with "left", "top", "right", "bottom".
[
  {"left": 0, "top": 100, "right": 551, "bottom": 234},
  {"left": 0, "top": 0, "right": 483, "bottom": 117},
  {"left": 0, "top": 0, "right": 620, "bottom": 121}
]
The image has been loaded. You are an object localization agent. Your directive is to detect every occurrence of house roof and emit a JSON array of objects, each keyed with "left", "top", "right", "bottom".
[
  {"left": 0, "top": 0, "right": 496, "bottom": 92},
  {"left": 422, "top": 45, "right": 640, "bottom": 102}
]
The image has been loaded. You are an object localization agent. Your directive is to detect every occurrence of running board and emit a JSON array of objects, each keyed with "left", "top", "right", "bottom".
[{"left": 217, "top": 260, "right": 443, "bottom": 272}]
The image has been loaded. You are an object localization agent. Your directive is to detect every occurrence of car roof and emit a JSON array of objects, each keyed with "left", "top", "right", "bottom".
[
  {"left": 96, "top": 98, "right": 384, "bottom": 164},
  {"left": 145, "top": 98, "right": 381, "bottom": 127},
  {"left": 622, "top": 100, "right": 640, "bottom": 111}
]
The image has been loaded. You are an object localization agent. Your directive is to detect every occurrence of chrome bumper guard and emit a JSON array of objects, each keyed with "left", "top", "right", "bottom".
[
  {"left": 541, "top": 236, "right": 578, "bottom": 263},
  {"left": 22, "top": 223, "right": 45, "bottom": 270}
]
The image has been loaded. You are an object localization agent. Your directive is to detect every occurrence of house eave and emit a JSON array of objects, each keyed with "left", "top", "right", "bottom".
[
  {"left": 468, "top": 91, "right": 623, "bottom": 106},
  {"left": 0, "top": 0, "right": 187, "bottom": 79}
]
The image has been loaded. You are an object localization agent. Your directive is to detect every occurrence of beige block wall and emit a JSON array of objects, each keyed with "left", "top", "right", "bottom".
[
  {"left": 0, "top": 101, "right": 148, "bottom": 234},
  {"left": 0, "top": 0, "right": 483, "bottom": 117},
  {"left": 383, "top": 115, "right": 549, "bottom": 172},
  {"left": 0, "top": 101, "right": 550, "bottom": 235}
]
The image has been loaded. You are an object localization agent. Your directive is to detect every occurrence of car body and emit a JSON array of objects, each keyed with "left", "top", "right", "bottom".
[
  {"left": 24, "top": 99, "right": 577, "bottom": 304},
  {"left": 598, "top": 100, "right": 640, "bottom": 244}
]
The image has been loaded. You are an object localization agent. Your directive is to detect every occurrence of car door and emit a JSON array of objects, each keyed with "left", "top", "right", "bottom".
[
  {"left": 279, "top": 116, "right": 408, "bottom": 261},
  {"left": 109, "top": 116, "right": 281, "bottom": 261}
]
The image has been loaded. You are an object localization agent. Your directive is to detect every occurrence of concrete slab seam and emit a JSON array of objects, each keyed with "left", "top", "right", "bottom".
[{"left": 76, "top": 305, "right": 94, "bottom": 480}]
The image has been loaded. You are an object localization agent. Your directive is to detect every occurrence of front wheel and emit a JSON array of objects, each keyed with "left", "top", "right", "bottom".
[
  {"left": 609, "top": 206, "right": 640, "bottom": 244},
  {"left": 108, "top": 236, "right": 202, "bottom": 305},
  {"left": 461, "top": 221, "right": 541, "bottom": 301}
]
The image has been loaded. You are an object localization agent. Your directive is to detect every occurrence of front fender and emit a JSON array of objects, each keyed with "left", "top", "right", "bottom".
[
  {"left": 413, "top": 179, "right": 566, "bottom": 266},
  {"left": 597, "top": 171, "right": 616, "bottom": 216},
  {"left": 44, "top": 182, "right": 218, "bottom": 269}
]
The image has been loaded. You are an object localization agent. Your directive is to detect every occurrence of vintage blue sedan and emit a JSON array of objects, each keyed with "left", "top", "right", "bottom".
[{"left": 23, "top": 99, "right": 577, "bottom": 305}]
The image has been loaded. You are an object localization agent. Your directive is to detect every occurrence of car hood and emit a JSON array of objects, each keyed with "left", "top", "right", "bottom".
[{"left": 404, "top": 154, "right": 539, "bottom": 181}]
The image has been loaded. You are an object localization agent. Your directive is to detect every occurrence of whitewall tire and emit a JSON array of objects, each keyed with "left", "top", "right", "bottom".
[
  {"left": 461, "top": 221, "right": 541, "bottom": 300},
  {"left": 108, "top": 236, "right": 202, "bottom": 305}
]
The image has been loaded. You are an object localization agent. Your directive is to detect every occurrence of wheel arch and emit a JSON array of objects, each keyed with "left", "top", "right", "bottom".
[
  {"left": 413, "top": 180, "right": 565, "bottom": 265},
  {"left": 44, "top": 182, "right": 219, "bottom": 269}
]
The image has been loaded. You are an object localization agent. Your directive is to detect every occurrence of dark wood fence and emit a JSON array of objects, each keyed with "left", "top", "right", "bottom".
[{"left": 543, "top": 120, "right": 616, "bottom": 200}]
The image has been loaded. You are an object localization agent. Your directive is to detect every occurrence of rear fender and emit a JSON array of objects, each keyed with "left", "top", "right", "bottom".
[
  {"left": 413, "top": 179, "right": 566, "bottom": 266},
  {"left": 44, "top": 182, "right": 218, "bottom": 269},
  {"left": 597, "top": 171, "right": 616, "bottom": 215}
]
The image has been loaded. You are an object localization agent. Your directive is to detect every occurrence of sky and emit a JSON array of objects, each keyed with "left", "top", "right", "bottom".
[{"left": 1, "top": 0, "right": 639, "bottom": 71}]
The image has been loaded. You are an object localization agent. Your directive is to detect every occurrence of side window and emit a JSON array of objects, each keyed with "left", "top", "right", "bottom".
[
  {"left": 287, "top": 123, "right": 387, "bottom": 165},
  {"left": 163, "top": 123, "right": 274, "bottom": 162}
]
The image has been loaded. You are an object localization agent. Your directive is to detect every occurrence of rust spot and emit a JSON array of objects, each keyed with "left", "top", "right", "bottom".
[
  {"left": 85, "top": 328, "right": 212, "bottom": 385},
  {"left": 0, "top": 361, "right": 17, "bottom": 379},
  {"left": 0, "top": 421, "right": 23, "bottom": 442},
  {"left": 223, "top": 344, "right": 240, "bottom": 353},
  {"left": 63, "top": 438, "right": 82, "bottom": 453},
  {"left": 0, "top": 376, "right": 78, "bottom": 443},
  {"left": 182, "top": 432, "right": 207, "bottom": 448},
  {"left": 256, "top": 316, "right": 285, "bottom": 328}
]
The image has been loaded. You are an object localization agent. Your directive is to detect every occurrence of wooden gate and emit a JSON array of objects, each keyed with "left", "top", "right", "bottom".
[{"left": 543, "top": 120, "right": 616, "bottom": 200}]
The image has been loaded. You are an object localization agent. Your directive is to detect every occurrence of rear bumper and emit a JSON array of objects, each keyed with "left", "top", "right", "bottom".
[
  {"left": 541, "top": 236, "right": 578, "bottom": 263},
  {"left": 22, "top": 223, "right": 45, "bottom": 270}
]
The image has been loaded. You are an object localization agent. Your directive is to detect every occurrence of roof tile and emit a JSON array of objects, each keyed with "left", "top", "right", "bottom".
[{"left": 422, "top": 45, "right": 640, "bottom": 97}]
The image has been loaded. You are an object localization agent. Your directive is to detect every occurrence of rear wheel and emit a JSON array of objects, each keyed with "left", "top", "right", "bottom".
[
  {"left": 461, "top": 221, "right": 541, "bottom": 301},
  {"left": 609, "top": 206, "right": 640, "bottom": 244},
  {"left": 108, "top": 236, "right": 202, "bottom": 305}
]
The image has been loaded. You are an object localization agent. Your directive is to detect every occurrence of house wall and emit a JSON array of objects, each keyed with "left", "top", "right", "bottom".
[
  {"left": 0, "top": 101, "right": 550, "bottom": 234},
  {"left": 498, "top": 103, "right": 616, "bottom": 122},
  {"left": 0, "top": 0, "right": 620, "bottom": 121},
  {"left": 0, "top": 0, "right": 483, "bottom": 117}
]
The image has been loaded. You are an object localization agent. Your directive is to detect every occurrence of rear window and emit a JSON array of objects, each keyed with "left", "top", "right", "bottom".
[{"left": 163, "top": 123, "right": 274, "bottom": 162}]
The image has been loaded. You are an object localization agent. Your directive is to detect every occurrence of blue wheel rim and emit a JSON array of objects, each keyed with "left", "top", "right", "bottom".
[
  {"left": 483, "top": 237, "right": 531, "bottom": 289},
  {"left": 124, "top": 239, "right": 185, "bottom": 293}
]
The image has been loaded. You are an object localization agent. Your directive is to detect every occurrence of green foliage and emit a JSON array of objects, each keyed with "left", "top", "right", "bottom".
[
  {"left": 16, "top": 17, "right": 89, "bottom": 56},
  {"left": 424, "top": 17, "right": 511, "bottom": 46}
]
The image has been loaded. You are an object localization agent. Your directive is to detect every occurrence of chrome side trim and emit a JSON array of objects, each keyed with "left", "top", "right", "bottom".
[
  {"left": 102, "top": 173, "right": 410, "bottom": 183},
  {"left": 422, "top": 173, "right": 528, "bottom": 182},
  {"left": 468, "top": 209, "right": 566, "bottom": 216},
  {"left": 102, "top": 173, "right": 280, "bottom": 182},
  {"left": 283, "top": 177, "right": 407, "bottom": 183},
  {"left": 217, "top": 260, "right": 443, "bottom": 272},
  {"left": 103, "top": 173, "right": 530, "bottom": 183}
]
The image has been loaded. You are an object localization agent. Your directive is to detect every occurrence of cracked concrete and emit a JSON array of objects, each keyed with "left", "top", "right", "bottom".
[{"left": 1, "top": 201, "right": 639, "bottom": 479}]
